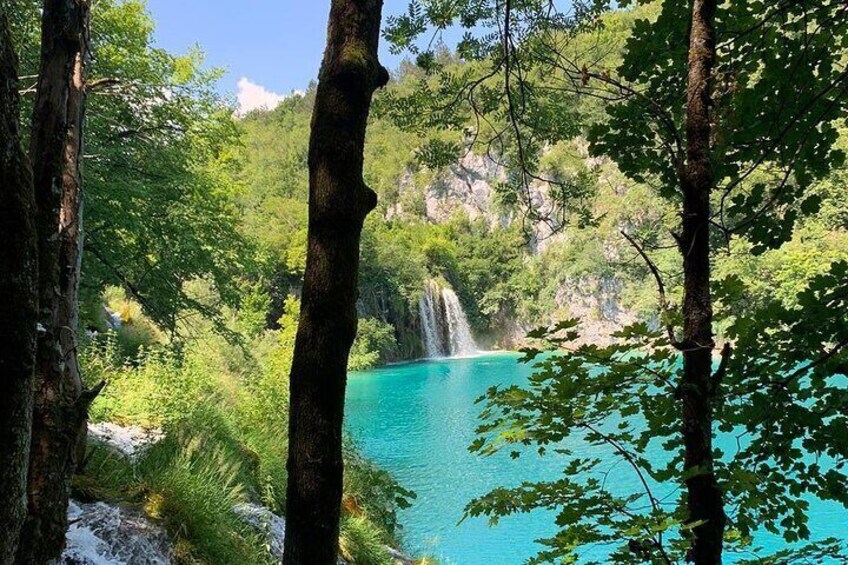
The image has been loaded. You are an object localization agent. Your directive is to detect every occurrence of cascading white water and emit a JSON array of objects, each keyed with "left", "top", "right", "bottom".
[
  {"left": 441, "top": 287, "right": 478, "bottom": 357},
  {"left": 419, "top": 281, "right": 444, "bottom": 358},
  {"left": 419, "top": 280, "right": 478, "bottom": 358}
]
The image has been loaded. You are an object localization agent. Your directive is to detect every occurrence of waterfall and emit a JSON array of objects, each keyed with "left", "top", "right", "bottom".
[
  {"left": 418, "top": 281, "right": 444, "bottom": 358},
  {"left": 441, "top": 287, "right": 478, "bottom": 357},
  {"left": 418, "top": 280, "right": 479, "bottom": 358}
]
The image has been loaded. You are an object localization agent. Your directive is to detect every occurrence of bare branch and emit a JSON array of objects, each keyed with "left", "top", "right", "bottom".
[
  {"left": 85, "top": 77, "right": 121, "bottom": 92},
  {"left": 620, "top": 230, "right": 680, "bottom": 348}
]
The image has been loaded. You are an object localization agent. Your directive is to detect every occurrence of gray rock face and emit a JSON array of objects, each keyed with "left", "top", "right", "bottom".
[
  {"left": 62, "top": 501, "right": 172, "bottom": 565},
  {"left": 425, "top": 153, "right": 505, "bottom": 226},
  {"left": 385, "top": 546, "right": 416, "bottom": 564},
  {"left": 553, "top": 275, "right": 635, "bottom": 347},
  {"left": 232, "top": 504, "right": 349, "bottom": 564},
  {"left": 396, "top": 150, "right": 588, "bottom": 253},
  {"left": 103, "top": 307, "right": 123, "bottom": 330},
  {"left": 501, "top": 275, "right": 636, "bottom": 349},
  {"left": 233, "top": 503, "right": 287, "bottom": 561}
]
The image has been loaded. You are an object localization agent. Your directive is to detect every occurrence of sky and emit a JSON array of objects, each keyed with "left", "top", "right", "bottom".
[{"left": 145, "top": 1, "right": 411, "bottom": 114}]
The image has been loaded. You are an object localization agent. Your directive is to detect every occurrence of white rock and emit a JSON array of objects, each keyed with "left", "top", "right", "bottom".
[
  {"left": 62, "top": 501, "right": 172, "bottom": 565},
  {"left": 88, "top": 422, "right": 163, "bottom": 460},
  {"left": 103, "top": 307, "right": 123, "bottom": 330}
]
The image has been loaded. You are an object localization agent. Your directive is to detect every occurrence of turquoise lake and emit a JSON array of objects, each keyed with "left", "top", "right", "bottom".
[{"left": 345, "top": 353, "right": 845, "bottom": 564}]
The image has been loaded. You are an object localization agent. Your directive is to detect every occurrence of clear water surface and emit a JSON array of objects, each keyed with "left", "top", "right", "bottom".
[{"left": 345, "top": 353, "right": 845, "bottom": 565}]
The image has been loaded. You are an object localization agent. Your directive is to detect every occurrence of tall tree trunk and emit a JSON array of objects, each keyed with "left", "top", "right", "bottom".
[
  {"left": 679, "top": 0, "right": 725, "bottom": 563},
  {"left": 16, "top": 1, "right": 91, "bottom": 562},
  {"left": 282, "top": 1, "right": 388, "bottom": 563},
  {"left": 0, "top": 8, "right": 39, "bottom": 563}
]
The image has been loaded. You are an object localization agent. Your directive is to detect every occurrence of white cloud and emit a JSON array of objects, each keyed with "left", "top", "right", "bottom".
[{"left": 235, "top": 77, "right": 295, "bottom": 116}]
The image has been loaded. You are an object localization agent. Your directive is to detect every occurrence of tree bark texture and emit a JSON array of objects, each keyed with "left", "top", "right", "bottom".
[
  {"left": 679, "top": 0, "right": 726, "bottom": 563},
  {"left": 59, "top": 25, "right": 89, "bottom": 469},
  {"left": 282, "top": 1, "right": 388, "bottom": 563},
  {"left": 0, "top": 7, "right": 39, "bottom": 563},
  {"left": 16, "top": 1, "right": 91, "bottom": 562}
]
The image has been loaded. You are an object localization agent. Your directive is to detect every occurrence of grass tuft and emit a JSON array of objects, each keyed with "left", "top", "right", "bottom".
[{"left": 340, "top": 516, "right": 393, "bottom": 565}]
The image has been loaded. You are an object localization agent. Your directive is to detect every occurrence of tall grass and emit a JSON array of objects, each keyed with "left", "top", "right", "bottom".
[
  {"left": 139, "top": 433, "right": 273, "bottom": 564},
  {"left": 339, "top": 516, "right": 393, "bottom": 565}
]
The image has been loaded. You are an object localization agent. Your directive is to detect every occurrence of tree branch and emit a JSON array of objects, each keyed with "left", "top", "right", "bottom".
[
  {"left": 620, "top": 230, "right": 680, "bottom": 349},
  {"left": 711, "top": 343, "right": 731, "bottom": 394}
]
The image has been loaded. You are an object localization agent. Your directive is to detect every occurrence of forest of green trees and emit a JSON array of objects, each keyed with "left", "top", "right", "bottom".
[{"left": 0, "top": 0, "right": 847, "bottom": 564}]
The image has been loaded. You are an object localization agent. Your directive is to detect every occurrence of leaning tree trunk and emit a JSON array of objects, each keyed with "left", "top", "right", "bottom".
[
  {"left": 282, "top": 1, "right": 388, "bottom": 563},
  {"left": 16, "top": 1, "right": 91, "bottom": 562},
  {"left": 0, "top": 8, "right": 39, "bottom": 563},
  {"left": 679, "top": 0, "right": 726, "bottom": 563}
]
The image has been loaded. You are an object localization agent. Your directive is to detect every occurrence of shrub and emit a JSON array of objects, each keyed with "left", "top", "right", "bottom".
[
  {"left": 339, "top": 516, "right": 392, "bottom": 565},
  {"left": 350, "top": 318, "right": 397, "bottom": 371}
]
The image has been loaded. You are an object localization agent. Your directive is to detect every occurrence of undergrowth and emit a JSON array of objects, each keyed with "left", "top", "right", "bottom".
[{"left": 76, "top": 293, "right": 416, "bottom": 564}]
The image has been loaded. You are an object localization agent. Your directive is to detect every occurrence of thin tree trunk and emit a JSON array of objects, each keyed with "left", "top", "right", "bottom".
[
  {"left": 282, "top": 1, "right": 388, "bottom": 563},
  {"left": 0, "top": 7, "right": 39, "bottom": 563},
  {"left": 679, "top": 0, "right": 725, "bottom": 563},
  {"left": 59, "top": 30, "right": 90, "bottom": 469},
  {"left": 16, "top": 2, "right": 91, "bottom": 562}
]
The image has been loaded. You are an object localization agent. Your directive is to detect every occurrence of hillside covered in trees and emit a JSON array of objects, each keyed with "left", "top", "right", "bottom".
[{"left": 237, "top": 8, "right": 848, "bottom": 371}]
